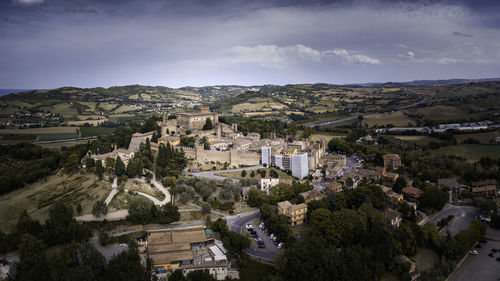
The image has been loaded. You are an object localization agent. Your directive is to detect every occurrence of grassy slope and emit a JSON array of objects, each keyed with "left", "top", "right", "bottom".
[
  {"left": 0, "top": 173, "right": 110, "bottom": 232},
  {"left": 430, "top": 144, "right": 500, "bottom": 161}
]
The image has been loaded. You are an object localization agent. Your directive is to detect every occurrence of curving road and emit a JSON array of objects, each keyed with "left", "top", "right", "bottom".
[
  {"left": 227, "top": 210, "right": 280, "bottom": 262},
  {"left": 134, "top": 175, "right": 172, "bottom": 206}
]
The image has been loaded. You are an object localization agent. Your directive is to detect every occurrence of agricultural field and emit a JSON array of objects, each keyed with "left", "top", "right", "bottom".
[
  {"left": 0, "top": 127, "right": 79, "bottom": 141},
  {"left": 362, "top": 111, "right": 415, "bottom": 127},
  {"left": 393, "top": 135, "right": 441, "bottom": 145},
  {"left": 79, "top": 127, "right": 114, "bottom": 137},
  {"left": 40, "top": 103, "right": 77, "bottom": 118},
  {"left": 454, "top": 131, "right": 500, "bottom": 144},
  {"left": 309, "top": 133, "right": 345, "bottom": 143},
  {"left": 430, "top": 144, "right": 500, "bottom": 161},
  {"left": 406, "top": 105, "right": 476, "bottom": 121},
  {"left": 231, "top": 101, "right": 287, "bottom": 113},
  {"left": 0, "top": 173, "right": 110, "bottom": 232}
]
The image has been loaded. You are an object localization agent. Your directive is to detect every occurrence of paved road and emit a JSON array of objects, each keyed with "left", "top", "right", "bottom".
[
  {"left": 425, "top": 204, "right": 479, "bottom": 235},
  {"left": 183, "top": 165, "right": 263, "bottom": 182},
  {"left": 227, "top": 211, "right": 280, "bottom": 262},
  {"left": 449, "top": 238, "right": 500, "bottom": 281},
  {"left": 89, "top": 237, "right": 128, "bottom": 263}
]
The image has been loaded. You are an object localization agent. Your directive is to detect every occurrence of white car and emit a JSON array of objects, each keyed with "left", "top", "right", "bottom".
[
  {"left": 470, "top": 250, "right": 478, "bottom": 255},
  {"left": 245, "top": 224, "right": 253, "bottom": 229},
  {"left": 259, "top": 222, "right": 265, "bottom": 229},
  {"left": 277, "top": 242, "right": 284, "bottom": 249}
]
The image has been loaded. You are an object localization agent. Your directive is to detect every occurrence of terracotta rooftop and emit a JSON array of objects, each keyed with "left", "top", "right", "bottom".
[{"left": 402, "top": 187, "right": 423, "bottom": 198}]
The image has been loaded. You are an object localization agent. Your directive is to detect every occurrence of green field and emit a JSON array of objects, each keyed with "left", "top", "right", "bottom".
[
  {"left": 0, "top": 127, "right": 79, "bottom": 141},
  {"left": 455, "top": 131, "right": 500, "bottom": 144},
  {"left": 431, "top": 144, "right": 500, "bottom": 161},
  {"left": 79, "top": 127, "right": 114, "bottom": 137}
]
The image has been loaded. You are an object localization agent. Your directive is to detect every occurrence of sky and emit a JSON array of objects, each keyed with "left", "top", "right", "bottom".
[{"left": 1, "top": 0, "right": 500, "bottom": 89}]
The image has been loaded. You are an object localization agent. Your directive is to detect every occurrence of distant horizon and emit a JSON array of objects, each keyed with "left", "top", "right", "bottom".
[{"left": 1, "top": 77, "right": 499, "bottom": 92}]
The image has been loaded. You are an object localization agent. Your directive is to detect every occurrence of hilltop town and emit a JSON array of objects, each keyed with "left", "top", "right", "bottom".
[{"left": 0, "top": 82, "right": 499, "bottom": 281}]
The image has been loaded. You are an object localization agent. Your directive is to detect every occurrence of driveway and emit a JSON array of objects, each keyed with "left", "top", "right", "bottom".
[
  {"left": 183, "top": 165, "right": 263, "bottom": 182},
  {"left": 89, "top": 237, "right": 128, "bottom": 263},
  {"left": 425, "top": 204, "right": 479, "bottom": 235},
  {"left": 135, "top": 175, "right": 172, "bottom": 206}
]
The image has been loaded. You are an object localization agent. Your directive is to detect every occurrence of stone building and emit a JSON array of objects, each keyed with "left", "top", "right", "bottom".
[
  {"left": 176, "top": 106, "right": 219, "bottom": 130},
  {"left": 383, "top": 154, "right": 401, "bottom": 170}
]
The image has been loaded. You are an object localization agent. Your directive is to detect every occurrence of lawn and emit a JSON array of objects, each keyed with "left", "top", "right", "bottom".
[
  {"left": 215, "top": 168, "right": 294, "bottom": 180},
  {"left": 79, "top": 127, "right": 115, "bottom": 137},
  {"left": 431, "top": 144, "right": 500, "bottom": 161},
  {"left": 0, "top": 173, "right": 110, "bottom": 232}
]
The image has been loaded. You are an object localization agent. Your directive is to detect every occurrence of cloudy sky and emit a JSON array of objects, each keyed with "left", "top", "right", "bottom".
[{"left": 1, "top": 0, "right": 500, "bottom": 88}]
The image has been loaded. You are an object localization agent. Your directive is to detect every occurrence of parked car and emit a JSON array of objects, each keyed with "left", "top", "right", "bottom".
[
  {"left": 492, "top": 249, "right": 498, "bottom": 253},
  {"left": 489, "top": 253, "right": 494, "bottom": 257},
  {"left": 475, "top": 244, "right": 482, "bottom": 248},
  {"left": 270, "top": 234, "right": 275, "bottom": 239},
  {"left": 259, "top": 222, "right": 265, "bottom": 229},
  {"left": 245, "top": 224, "right": 253, "bottom": 229},
  {"left": 470, "top": 250, "right": 478, "bottom": 255},
  {"left": 277, "top": 242, "right": 284, "bottom": 249},
  {"left": 258, "top": 242, "right": 265, "bottom": 248},
  {"left": 480, "top": 239, "right": 487, "bottom": 243},
  {"left": 496, "top": 257, "right": 500, "bottom": 262}
]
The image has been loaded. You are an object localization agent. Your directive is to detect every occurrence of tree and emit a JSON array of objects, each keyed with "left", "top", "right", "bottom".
[
  {"left": 16, "top": 210, "right": 42, "bottom": 237},
  {"left": 63, "top": 153, "right": 80, "bottom": 174},
  {"left": 127, "top": 197, "right": 153, "bottom": 225},
  {"left": 260, "top": 169, "right": 267, "bottom": 178},
  {"left": 105, "top": 157, "right": 115, "bottom": 173},
  {"left": 95, "top": 159, "right": 104, "bottom": 179},
  {"left": 106, "top": 245, "right": 145, "bottom": 281},
  {"left": 393, "top": 177, "right": 407, "bottom": 193},
  {"left": 85, "top": 157, "right": 95, "bottom": 172},
  {"left": 250, "top": 171, "right": 256, "bottom": 177},
  {"left": 419, "top": 186, "right": 448, "bottom": 214},
  {"left": 114, "top": 156, "right": 126, "bottom": 176},
  {"left": 202, "top": 118, "right": 213, "bottom": 130},
  {"left": 126, "top": 158, "right": 137, "bottom": 178},
  {"left": 16, "top": 235, "right": 49, "bottom": 281},
  {"left": 92, "top": 201, "right": 108, "bottom": 218},
  {"left": 270, "top": 169, "right": 279, "bottom": 178},
  {"left": 241, "top": 170, "right": 247, "bottom": 177},
  {"left": 201, "top": 202, "right": 211, "bottom": 214}
]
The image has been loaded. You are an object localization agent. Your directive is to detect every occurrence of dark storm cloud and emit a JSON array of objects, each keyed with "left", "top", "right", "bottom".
[{"left": 0, "top": 0, "right": 499, "bottom": 88}]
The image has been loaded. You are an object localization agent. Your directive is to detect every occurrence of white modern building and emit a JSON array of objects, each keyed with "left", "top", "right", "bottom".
[
  {"left": 261, "top": 146, "right": 271, "bottom": 166},
  {"left": 260, "top": 178, "right": 280, "bottom": 195},
  {"left": 291, "top": 153, "right": 309, "bottom": 179}
]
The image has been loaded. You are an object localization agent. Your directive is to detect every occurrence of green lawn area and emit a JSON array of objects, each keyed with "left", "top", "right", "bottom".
[
  {"left": 215, "top": 168, "right": 294, "bottom": 180},
  {"left": 431, "top": 144, "right": 500, "bottom": 161},
  {"left": 79, "top": 127, "right": 115, "bottom": 137},
  {"left": 0, "top": 134, "right": 37, "bottom": 141},
  {"left": 239, "top": 253, "right": 275, "bottom": 281}
]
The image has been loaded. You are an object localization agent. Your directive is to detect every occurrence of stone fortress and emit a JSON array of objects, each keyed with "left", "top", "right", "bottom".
[{"left": 91, "top": 106, "right": 326, "bottom": 179}]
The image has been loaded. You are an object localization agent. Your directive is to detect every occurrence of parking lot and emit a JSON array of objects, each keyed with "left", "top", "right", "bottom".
[
  {"left": 244, "top": 222, "right": 280, "bottom": 253},
  {"left": 449, "top": 239, "right": 500, "bottom": 281}
]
